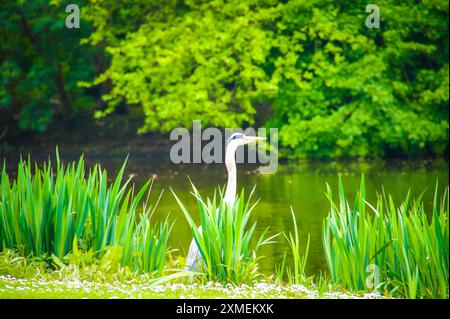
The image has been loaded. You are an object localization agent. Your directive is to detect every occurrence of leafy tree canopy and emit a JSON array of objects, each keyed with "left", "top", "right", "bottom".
[
  {"left": 86, "top": 0, "right": 449, "bottom": 158},
  {"left": 0, "top": 0, "right": 96, "bottom": 132},
  {"left": 1, "top": 0, "right": 448, "bottom": 158}
]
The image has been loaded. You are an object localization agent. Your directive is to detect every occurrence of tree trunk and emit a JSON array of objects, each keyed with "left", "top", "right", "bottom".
[{"left": 54, "top": 63, "right": 72, "bottom": 120}]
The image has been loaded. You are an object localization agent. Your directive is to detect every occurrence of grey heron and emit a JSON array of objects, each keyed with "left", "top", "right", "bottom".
[{"left": 185, "top": 133, "right": 266, "bottom": 270}]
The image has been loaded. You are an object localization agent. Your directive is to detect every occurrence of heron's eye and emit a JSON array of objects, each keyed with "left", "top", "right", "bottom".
[
  {"left": 227, "top": 133, "right": 244, "bottom": 144},
  {"left": 233, "top": 134, "right": 243, "bottom": 140}
]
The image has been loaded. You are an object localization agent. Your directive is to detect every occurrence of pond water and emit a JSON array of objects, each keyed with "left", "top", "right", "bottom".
[{"left": 4, "top": 150, "right": 448, "bottom": 276}]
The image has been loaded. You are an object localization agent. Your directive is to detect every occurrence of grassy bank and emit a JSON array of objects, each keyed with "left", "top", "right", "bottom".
[
  {"left": 0, "top": 276, "right": 386, "bottom": 299},
  {"left": 0, "top": 250, "right": 383, "bottom": 299}
]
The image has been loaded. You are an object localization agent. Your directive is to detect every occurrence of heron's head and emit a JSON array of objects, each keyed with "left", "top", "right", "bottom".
[{"left": 226, "top": 133, "right": 266, "bottom": 148}]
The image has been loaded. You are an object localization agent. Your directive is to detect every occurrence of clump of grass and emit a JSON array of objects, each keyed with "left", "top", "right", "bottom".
[
  {"left": 285, "top": 208, "right": 310, "bottom": 285},
  {"left": 172, "top": 184, "right": 278, "bottom": 285},
  {"left": 323, "top": 176, "right": 449, "bottom": 298},
  {"left": 276, "top": 208, "right": 310, "bottom": 285},
  {"left": 0, "top": 149, "right": 173, "bottom": 276}
]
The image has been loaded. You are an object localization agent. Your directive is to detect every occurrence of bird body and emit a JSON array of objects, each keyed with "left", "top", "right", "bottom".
[{"left": 184, "top": 133, "right": 265, "bottom": 271}]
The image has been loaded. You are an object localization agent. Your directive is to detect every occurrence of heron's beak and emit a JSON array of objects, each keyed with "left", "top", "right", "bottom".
[{"left": 243, "top": 135, "right": 266, "bottom": 143}]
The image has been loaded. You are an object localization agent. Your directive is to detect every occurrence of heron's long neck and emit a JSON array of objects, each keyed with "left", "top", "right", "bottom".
[{"left": 224, "top": 145, "right": 237, "bottom": 207}]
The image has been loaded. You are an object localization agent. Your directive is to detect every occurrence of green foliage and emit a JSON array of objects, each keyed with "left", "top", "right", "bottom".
[
  {"left": 0, "top": 0, "right": 97, "bottom": 132},
  {"left": 270, "top": 0, "right": 449, "bottom": 158},
  {"left": 172, "top": 184, "right": 278, "bottom": 284},
  {"left": 86, "top": 0, "right": 448, "bottom": 158},
  {"left": 85, "top": 0, "right": 282, "bottom": 131},
  {"left": 0, "top": 150, "right": 173, "bottom": 276},
  {"left": 323, "top": 176, "right": 449, "bottom": 298},
  {"left": 1, "top": 1, "right": 448, "bottom": 158}
]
